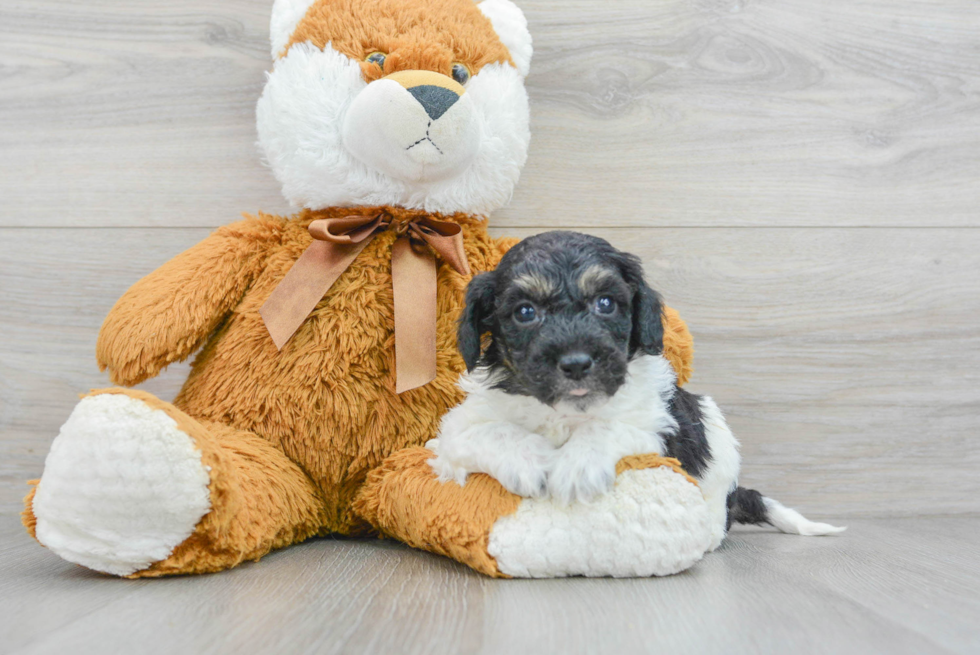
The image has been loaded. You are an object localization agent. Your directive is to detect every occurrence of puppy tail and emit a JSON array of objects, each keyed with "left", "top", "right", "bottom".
[{"left": 727, "top": 486, "right": 846, "bottom": 536}]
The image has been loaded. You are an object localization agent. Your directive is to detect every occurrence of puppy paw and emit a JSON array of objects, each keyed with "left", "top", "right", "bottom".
[
  {"left": 494, "top": 458, "right": 550, "bottom": 499},
  {"left": 547, "top": 453, "right": 616, "bottom": 505},
  {"left": 427, "top": 454, "right": 471, "bottom": 488}
]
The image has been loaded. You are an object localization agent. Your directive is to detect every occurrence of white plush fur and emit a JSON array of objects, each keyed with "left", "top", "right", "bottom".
[
  {"left": 487, "top": 466, "right": 713, "bottom": 578},
  {"left": 763, "top": 497, "right": 848, "bottom": 536},
  {"left": 269, "top": 0, "right": 317, "bottom": 59},
  {"left": 32, "top": 394, "right": 211, "bottom": 576},
  {"left": 428, "top": 355, "right": 680, "bottom": 504},
  {"left": 257, "top": 42, "right": 530, "bottom": 215},
  {"left": 478, "top": 0, "right": 533, "bottom": 78}
]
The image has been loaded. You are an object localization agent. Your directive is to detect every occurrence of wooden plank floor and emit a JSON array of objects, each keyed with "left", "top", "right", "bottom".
[{"left": 2, "top": 513, "right": 979, "bottom": 655}]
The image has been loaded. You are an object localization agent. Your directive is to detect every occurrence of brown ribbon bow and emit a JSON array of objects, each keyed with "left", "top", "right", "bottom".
[{"left": 259, "top": 213, "right": 471, "bottom": 393}]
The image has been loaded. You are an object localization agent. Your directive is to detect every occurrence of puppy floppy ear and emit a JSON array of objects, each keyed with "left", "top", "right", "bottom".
[
  {"left": 630, "top": 283, "right": 665, "bottom": 356},
  {"left": 457, "top": 272, "right": 498, "bottom": 371},
  {"left": 614, "top": 252, "right": 665, "bottom": 356}
]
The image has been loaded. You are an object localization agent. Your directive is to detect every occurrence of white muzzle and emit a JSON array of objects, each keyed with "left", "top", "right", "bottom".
[{"left": 342, "top": 70, "right": 481, "bottom": 184}]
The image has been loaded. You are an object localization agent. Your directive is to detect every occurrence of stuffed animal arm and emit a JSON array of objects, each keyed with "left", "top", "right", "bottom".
[
  {"left": 357, "top": 449, "right": 713, "bottom": 578},
  {"left": 97, "top": 218, "right": 285, "bottom": 386}
]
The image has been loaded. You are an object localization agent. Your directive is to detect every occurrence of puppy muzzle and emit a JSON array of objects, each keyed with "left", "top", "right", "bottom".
[{"left": 518, "top": 322, "right": 629, "bottom": 408}]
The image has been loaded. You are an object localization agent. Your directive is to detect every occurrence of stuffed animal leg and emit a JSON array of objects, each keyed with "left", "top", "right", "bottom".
[
  {"left": 355, "top": 448, "right": 713, "bottom": 578},
  {"left": 24, "top": 388, "right": 327, "bottom": 577}
]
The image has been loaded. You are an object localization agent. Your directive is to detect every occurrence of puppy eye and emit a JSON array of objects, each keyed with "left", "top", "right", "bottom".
[
  {"left": 451, "top": 63, "right": 470, "bottom": 85},
  {"left": 594, "top": 296, "right": 616, "bottom": 315},
  {"left": 513, "top": 303, "right": 537, "bottom": 324},
  {"left": 365, "top": 52, "right": 387, "bottom": 68}
]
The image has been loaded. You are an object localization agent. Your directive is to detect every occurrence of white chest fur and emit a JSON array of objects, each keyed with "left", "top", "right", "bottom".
[
  {"left": 428, "top": 355, "right": 682, "bottom": 501},
  {"left": 468, "top": 355, "right": 678, "bottom": 448}
]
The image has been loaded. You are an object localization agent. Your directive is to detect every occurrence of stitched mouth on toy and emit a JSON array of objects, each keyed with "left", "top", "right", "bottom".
[{"left": 405, "top": 121, "right": 444, "bottom": 156}]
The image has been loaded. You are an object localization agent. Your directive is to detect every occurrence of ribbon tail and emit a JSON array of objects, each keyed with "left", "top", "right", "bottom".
[
  {"left": 411, "top": 219, "right": 471, "bottom": 277},
  {"left": 260, "top": 238, "right": 372, "bottom": 350},
  {"left": 392, "top": 237, "right": 438, "bottom": 394}
]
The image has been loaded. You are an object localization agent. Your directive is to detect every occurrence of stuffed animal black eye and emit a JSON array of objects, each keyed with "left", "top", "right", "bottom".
[
  {"left": 366, "top": 52, "right": 386, "bottom": 68},
  {"left": 451, "top": 63, "right": 471, "bottom": 85},
  {"left": 594, "top": 296, "right": 616, "bottom": 315},
  {"left": 514, "top": 303, "right": 537, "bottom": 324}
]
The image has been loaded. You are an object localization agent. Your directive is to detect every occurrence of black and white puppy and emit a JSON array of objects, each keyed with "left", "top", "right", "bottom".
[{"left": 428, "top": 231, "right": 843, "bottom": 548}]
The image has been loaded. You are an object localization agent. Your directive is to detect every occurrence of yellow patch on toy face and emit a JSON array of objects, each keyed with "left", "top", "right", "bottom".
[
  {"left": 285, "top": 0, "right": 513, "bottom": 81},
  {"left": 385, "top": 70, "right": 466, "bottom": 96}
]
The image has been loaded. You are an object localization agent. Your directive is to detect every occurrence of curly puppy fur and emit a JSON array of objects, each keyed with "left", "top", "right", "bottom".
[{"left": 429, "top": 231, "right": 845, "bottom": 546}]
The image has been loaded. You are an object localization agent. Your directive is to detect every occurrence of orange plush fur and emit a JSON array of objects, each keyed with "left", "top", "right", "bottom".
[
  {"left": 23, "top": 207, "right": 693, "bottom": 575},
  {"left": 355, "top": 450, "right": 698, "bottom": 578},
  {"left": 24, "top": 0, "right": 696, "bottom": 576},
  {"left": 285, "top": 0, "right": 513, "bottom": 80}
]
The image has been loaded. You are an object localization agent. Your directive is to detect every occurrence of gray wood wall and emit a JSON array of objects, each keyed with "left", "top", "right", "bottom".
[{"left": 2, "top": 0, "right": 978, "bottom": 519}]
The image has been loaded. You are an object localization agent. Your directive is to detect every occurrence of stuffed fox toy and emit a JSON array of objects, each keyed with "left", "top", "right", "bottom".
[{"left": 24, "top": 0, "right": 702, "bottom": 578}]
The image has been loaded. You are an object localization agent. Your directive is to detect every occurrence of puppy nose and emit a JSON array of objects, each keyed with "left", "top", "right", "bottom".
[
  {"left": 558, "top": 352, "right": 594, "bottom": 380},
  {"left": 384, "top": 70, "right": 465, "bottom": 121}
]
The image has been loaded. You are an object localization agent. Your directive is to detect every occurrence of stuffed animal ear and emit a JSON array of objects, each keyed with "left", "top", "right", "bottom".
[
  {"left": 478, "top": 0, "right": 533, "bottom": 77},
  {"left": 613, "top": 251, "right": 665, "bottom": 356},
  {"left": 457, "top": 272, "right": 498, "bottom": 371},
  {"left": 270, "top": 0, "right": 318, "bottom": 59}
]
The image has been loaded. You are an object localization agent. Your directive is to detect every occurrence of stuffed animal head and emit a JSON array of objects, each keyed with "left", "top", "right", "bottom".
[{"left": 258, "top": 0, "right": 532, "bottom": 216}]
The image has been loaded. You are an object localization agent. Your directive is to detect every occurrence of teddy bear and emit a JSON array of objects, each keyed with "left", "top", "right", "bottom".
[{"left": 22, "top": 0, "right": 700, "bottom": 578}]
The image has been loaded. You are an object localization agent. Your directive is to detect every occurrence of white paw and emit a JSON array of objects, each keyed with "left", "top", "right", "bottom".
[
  {"left": 32, "top": 394, "right": 212, "bottom": 576},
  {"left": 427, "top": 442, "right": 471, "bottom": 487},
  {"left": 493, "top": 454, "right": 550, "bottom": 498},
  {"left": 547, "top": 452, "right": 616, "bottom": 505}
]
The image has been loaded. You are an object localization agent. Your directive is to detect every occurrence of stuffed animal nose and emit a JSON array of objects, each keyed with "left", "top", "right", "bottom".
[
  {"left": 406, "top": 86, "right": 460, "bottom": 120},
  {"left": 558, "top": 352, "right": 594, "bottom": 380},
  {"left": 384, "top": 70, "right": 465, "bottom": 121}
]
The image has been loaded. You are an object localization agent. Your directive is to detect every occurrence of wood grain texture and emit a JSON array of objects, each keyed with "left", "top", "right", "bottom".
[
  {"left": 509, "top": 0, "right": 980, "bottom": 228},
  {"left": 2, "top": 226, "right": 978, "bottom": 518},
  {"left": 2, "top": 514, "right": 979, "bottom": 654},
  {"left": 2, "top": 0, "right": 979, "bottom": 227},
  {"left": 0, "top": 0, "right": 292, "bottom": 227}
]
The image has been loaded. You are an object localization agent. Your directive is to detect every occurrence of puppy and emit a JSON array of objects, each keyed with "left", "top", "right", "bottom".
[{"left": 428, "top": 231, "right": 843, "bottom": 546}]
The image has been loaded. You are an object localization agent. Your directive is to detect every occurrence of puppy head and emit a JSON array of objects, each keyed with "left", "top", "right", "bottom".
[
  {"left": 258, "top": 0, "right": 532, "bottom": 215},
  {"left": 458, "top": 231, "right": 665, "bottom": 409}
]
